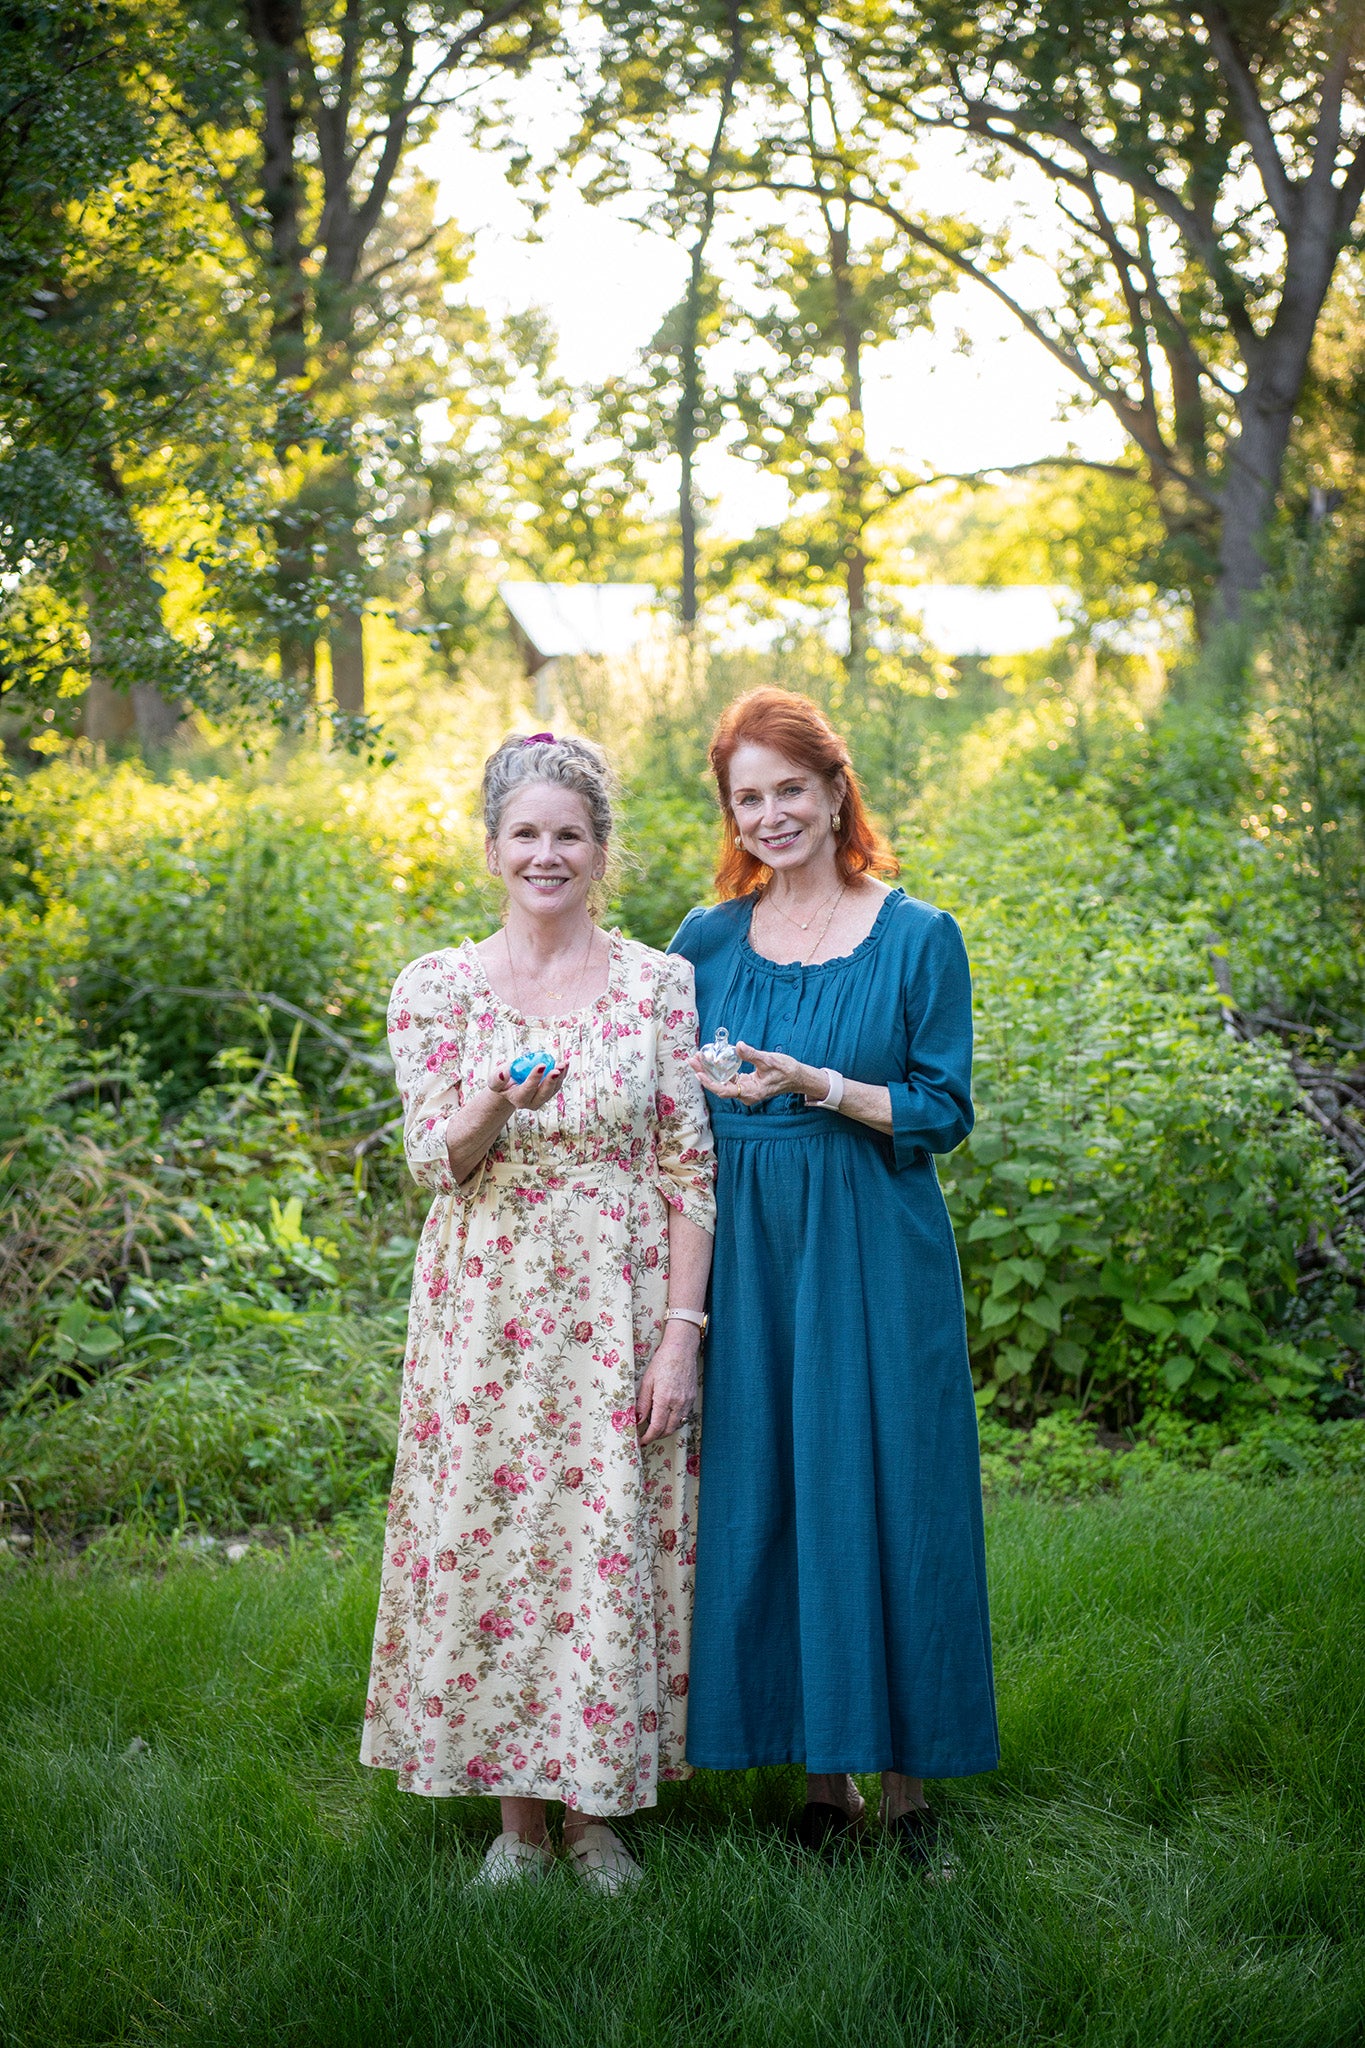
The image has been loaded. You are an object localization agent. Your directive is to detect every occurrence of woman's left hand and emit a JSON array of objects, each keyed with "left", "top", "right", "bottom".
[
  {"left": 637, "top": 1325, "right": 700, "bottom": 1444},
  {"left": 688, "top": 1043, "right": 825, "bottom": 1107}
]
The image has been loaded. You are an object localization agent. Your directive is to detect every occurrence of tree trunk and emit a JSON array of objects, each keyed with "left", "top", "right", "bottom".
[
  {"left": 324, "top": 444, "right": 365, "bottom": 715},
  {"left": 675, "top": 1, "right": 742, "bottom": 628},
  {"left": 81, "top": 673, "right": 135, "bottom": 746},
  {"left": 243, "top": 0, "right": 317, "bottom": 692},
  {"left": 83, "top": 465, "right": 183, "bottom": 749},
  {"left": 827, "top": 214, "right": 868, "bottom": 689},
  {"left": 328, "top": 514, "right": 366, "bottom": 715},
  {"left": 131, "top": 683, "right": 184, "bottom": 747},
  {"left": 846, "top": 544, "right": 868, "bottom": 684},
  {"left": 678, "top": 248, "right": 704, "bottom": 627},
  {"left": 679, "top": 398, "right": 699, "bottom": 627},
  {"left": 1215, "top": 232, "right": 1340, "bottom": 623}
]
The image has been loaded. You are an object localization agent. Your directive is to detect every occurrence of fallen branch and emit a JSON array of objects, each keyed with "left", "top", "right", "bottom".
[
  {"left": 348, "top": 1115, "right": 404, "bottom": 1162},
  {"left": 1209, "top": 944, "right": 1365, "bottom": 1193},
  {"left": 109, "top": 984, "right": 393, "bottom": 1076},
  {"left": 44, "top": 1071, "right": 140, "bottom": 1107}
]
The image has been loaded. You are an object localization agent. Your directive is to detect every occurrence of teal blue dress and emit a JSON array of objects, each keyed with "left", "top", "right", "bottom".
[{"left": 670, "top": 890, "right": 998, "bottom": 1779}]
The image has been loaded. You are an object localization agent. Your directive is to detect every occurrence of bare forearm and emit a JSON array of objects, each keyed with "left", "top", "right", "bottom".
[
  {"left": 445, "top": 1088, "right": 514, "bottom": 1184},
  {"left": 637, "top": 1208, "right": 713, "bottom": 1445},
  {"left": 666, "top": 1208, "right": 714, "bottom": 1312},
  {"left": 794, "top": 1062, "right": 893, "bottom": 1134}
]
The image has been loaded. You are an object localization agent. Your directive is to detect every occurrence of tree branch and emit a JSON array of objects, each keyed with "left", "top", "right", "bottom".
[
  {"left": 832, "top": 180, "right": 1216, "bottom": 505},
  {"left": 1307, "top": 32, "right": 1353, "bottom": 204},
  {"left": 107, "top": 985, "right": 393, "bottom": 1074},
  {"left": 908, "top": 457, "right": 1142, "bottom": 487},
  {"left": 841, "top": 82, "right": 1261, "bottom": 355},
  {"left": 1183, "top": 1, "right": 1297, "bottom": 231}
]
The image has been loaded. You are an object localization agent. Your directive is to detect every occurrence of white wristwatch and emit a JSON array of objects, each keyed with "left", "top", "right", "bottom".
[
  {"left": 813, "top": 1068, "right": 845, "bottom": 1111},
  {"left": 665, "top": 1307, "right": 709, "bottom": 1336}
]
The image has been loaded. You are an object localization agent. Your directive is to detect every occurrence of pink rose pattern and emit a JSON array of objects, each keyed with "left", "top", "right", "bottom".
[{"left": 360, "top": 934, "right": 716, "bottom": 1817}]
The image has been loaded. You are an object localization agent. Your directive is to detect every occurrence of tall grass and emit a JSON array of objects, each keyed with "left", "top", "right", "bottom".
[{"left": 1, "top": 1476, "right": 1361, "bottom": 2046}]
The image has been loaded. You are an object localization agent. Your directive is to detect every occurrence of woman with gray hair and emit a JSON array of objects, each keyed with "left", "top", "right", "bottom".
[{"left": 361, "top": 732, "right": 715, "bottom": 1892}]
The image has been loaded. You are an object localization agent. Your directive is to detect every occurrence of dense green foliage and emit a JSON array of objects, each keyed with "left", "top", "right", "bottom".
[
  {"left": 7, "top": 542, "right": 1365, "bottom": 1526},
  {"left": 2, "top": 1478, "right": 1362, "bottom": 2045},
  {"left": 926, "top": 774, "right": 1351, "bottom": 1423}
]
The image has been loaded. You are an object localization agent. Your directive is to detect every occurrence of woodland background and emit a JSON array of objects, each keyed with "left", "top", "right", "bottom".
[{"left": 7, "top": 1, "right": 1365, "bottom": 1530}]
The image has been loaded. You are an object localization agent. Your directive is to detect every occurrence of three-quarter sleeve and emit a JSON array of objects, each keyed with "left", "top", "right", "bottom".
[
  {"left": 652, "top": 954, "right": 717, "bottom": 1234},
  {"left": 888, "top": 910, "right": 975, "bottom": 1170},
  {"left": 387, "top": 952, "right": 465, "bottom": 1196}
]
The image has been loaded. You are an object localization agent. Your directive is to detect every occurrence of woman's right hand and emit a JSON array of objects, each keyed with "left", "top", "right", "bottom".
[{"left": 489, "top": 1059, "right": 569, "bottom": 1113}]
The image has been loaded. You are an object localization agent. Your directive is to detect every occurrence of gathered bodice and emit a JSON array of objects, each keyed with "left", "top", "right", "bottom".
[
  {"left": 671, "top": 889, "right": 975, "bottom": 1168},
  {"left": 387, "top": 930, "right": 715, "bottom": 1229}
]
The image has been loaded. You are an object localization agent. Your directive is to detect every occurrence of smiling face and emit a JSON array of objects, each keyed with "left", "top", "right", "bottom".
[
  {"left": 726, "top": 741, "right": 845, "bottom": 878},
  {"left": 488, "top": 782, "right": 603, "bottom": 921}
]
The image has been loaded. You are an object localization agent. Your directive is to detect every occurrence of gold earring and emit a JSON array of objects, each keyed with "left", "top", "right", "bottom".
[{"left": 832, "top": 812, "right": 842, "bottom": 832}]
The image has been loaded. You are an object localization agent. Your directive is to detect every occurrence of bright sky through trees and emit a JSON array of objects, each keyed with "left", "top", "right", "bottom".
[{"left": 421, "top": 97, "right": 1128, "bottom": 542}]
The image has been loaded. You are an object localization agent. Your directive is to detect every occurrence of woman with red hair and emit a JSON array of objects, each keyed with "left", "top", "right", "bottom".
[{"left": 670, "top": 688, "right": 997, "bottom": 1862}]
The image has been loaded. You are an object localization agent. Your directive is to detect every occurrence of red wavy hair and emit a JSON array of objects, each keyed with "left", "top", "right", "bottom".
[{"left": 708, "top": 688, "right": 898, "bottom": 901}]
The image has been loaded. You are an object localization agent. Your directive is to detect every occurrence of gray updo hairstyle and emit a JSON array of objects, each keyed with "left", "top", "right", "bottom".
[{"left": 481, "top": 731, "right": 616, "bottom": 847}]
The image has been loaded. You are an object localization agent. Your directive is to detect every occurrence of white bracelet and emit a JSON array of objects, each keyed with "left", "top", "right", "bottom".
[
  {"left": 665, "top": 1307, "right": 708, "bottom": 1330},
  {"left": 813, "top": 1068, "right": 845, "bottom": 1111}
]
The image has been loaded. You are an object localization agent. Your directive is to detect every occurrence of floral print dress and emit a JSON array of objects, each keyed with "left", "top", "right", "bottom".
[{"left": 360, "top": 931, "right": 716, "bottom": 1816}]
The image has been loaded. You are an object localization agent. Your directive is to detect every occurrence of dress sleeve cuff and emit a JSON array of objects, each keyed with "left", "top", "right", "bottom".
[
  {"left": 888, "top": 1081, "right": 973, "bottom": 1172},
  {"left": 406, "top": 1111, "right": 458, "bottom": 1194}
]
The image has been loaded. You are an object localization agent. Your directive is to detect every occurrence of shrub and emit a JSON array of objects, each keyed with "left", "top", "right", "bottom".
[{"left": 910, "top": 772, "right": 1356, "bottom": 1426}]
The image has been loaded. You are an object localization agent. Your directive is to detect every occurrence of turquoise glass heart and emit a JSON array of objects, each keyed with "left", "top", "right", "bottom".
[{"left": 509, "top": 1049, "right": 554, "bottom": 1084}]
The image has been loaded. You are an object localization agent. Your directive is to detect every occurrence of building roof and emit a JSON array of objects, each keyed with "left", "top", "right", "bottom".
[{"left": 499, "top": 582, "right": 659, "bottom": 666}]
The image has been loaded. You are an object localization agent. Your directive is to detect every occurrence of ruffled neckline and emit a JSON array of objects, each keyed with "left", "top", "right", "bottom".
[
  {"left": 456, "top": 927, "right": 625, "bottom": 1026},
  {"left": 738, "top": 887, "right": 905, "bottom": 978}
]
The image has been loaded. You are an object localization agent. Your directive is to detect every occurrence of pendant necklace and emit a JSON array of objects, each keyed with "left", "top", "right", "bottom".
[
  {"left": 761, "top": 883, "right": 846, "bottom": 965},
  {"left": 764, "top": 880, "right": 844, "bottom": 933},
  {"left": 504, "top": 920, "right": 598, "bottom": 1013}
]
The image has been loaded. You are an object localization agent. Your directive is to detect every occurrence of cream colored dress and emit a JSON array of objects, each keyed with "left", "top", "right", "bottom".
[{"left": 360, "top": 931, "right": 716, "bottom": 1816}]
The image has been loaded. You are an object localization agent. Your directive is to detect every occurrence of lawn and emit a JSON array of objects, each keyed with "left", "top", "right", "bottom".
[{"left": 1, "top": 1476, "right": 1362, "bottom": 2048}]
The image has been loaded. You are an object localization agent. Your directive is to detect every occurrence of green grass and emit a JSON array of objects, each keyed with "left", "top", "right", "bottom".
[{"left": 2, "top": 1477, "right": 1363, "bottom": 2047}]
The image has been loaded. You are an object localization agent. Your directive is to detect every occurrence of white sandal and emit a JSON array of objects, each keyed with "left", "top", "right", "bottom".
[
  {"left": 475, "top": 1831, "right": 555, "bottom": 1887},
  {"left": 564, "top": 1823, "right": 643, "bottom": 1895}
]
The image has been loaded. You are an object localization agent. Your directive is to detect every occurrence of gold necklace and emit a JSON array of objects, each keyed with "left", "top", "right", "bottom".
[
  {"left": 763, "top": 880, "right": 844, "bottom": 933},
  {"left": 761, "top": 884, "right": 845, "bottom": 965},
  {"left": 504, "top": 922, "right": 599, "bottom": 1012}
]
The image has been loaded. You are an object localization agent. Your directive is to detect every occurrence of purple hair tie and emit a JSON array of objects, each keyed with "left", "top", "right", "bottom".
[{"left": 522, "top": 731, "right": 555, "bottom": 745}]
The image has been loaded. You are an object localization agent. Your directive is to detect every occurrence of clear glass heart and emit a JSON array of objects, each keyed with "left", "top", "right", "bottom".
[{"left": 699, "top": 1026, "right": 742, "bottom": 1084}]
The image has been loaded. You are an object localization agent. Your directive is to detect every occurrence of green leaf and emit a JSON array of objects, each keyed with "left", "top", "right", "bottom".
[
  {"left": 1177, "top": 1307, "right": 1219, "bottom": 1351},
  {"left": 989, "top": 1260, "right": 1025, "bottom": 1298},
  {"left": 1122, "top": 1299, "right": 1178, "bottom": 1336},
  {"left": 979, "top": 1295, "right": 1019, "bottom": 1332},
  {"left": 1156, "top": 1251, "right": 1223, "bottom": 1301},
  {"left": 1021, "top": 1293, "right": 1062, "bottom": 1334},
  {"left": 1099, "top": 1259, "right": 1140, "bottom": 1301},
  {"left": 967, "top": 1213, "right": 1017, "bottom": 1242},
  {"left": 1052, "top": 1340, "right": 1087, "bottom": 1375},
  {"left": 1025, "top": 1221, "right": 1061, "bottom": 1253},
  {"left": 1160, "top": 1355, "right": 1196, "bottom": 1391},
  {"left": 269, "top": 1194, "right": 307, "bottom": 1249},
  {"left": 75, "top": 1325, "right": 122, "bottom": 1361}
]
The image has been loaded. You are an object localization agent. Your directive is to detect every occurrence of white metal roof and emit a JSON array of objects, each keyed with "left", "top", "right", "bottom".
[{"left": 499, "top": 582, "right": 659, "bottom": 662}]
